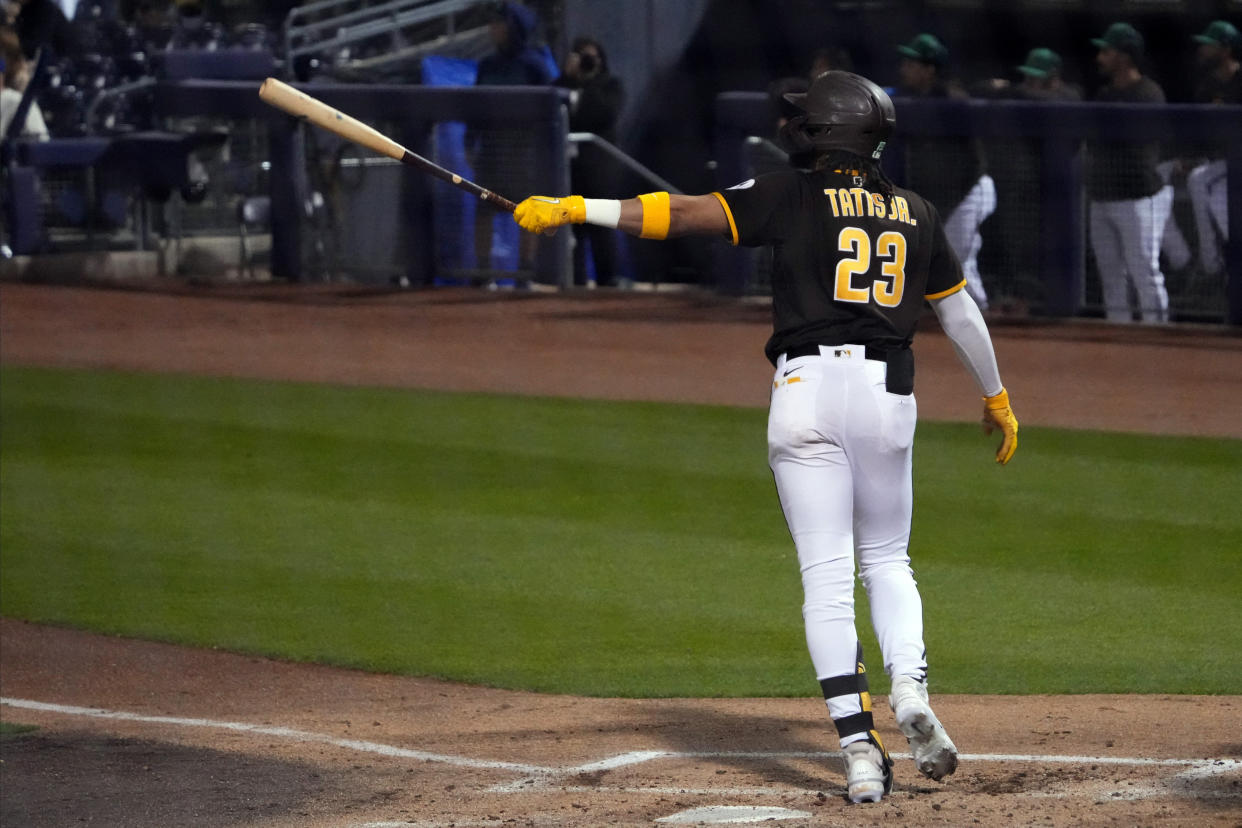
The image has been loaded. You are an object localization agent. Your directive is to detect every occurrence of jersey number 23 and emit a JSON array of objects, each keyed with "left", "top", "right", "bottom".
[{"left": 834, "top": 227, "right": 907, "bottom": 307}]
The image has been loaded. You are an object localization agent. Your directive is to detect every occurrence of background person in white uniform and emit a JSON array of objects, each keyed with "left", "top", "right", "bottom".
[
  {"left": 1087, "top": 22, "right": 1170, "bottom": 323},
  {"left": 1188, "top": 20, "right": 1240, "bottom": 277},
  {"left": 895, "top": 33, "right": 996, "bottom": 311},
  {"left": 0, "top": 47, "right": 48, "bottom": 140}
]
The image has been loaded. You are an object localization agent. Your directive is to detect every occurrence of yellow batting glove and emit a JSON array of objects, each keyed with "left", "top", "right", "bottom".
[
  {"left": 982, "top": 388, "right": 1018, "bottom": 465},
  {"left": 513, "top": 195, "right": 586, "bottom": 235}
]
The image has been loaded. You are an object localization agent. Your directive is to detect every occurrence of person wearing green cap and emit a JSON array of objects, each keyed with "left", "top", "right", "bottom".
[
  {"left": 1087, "top": 21, "right": 1171, "bottom": 322},
  {"left": 1012, "top": 48, "right": 1081, "bottom": 101},
  {"left": 895, "top": 33, "right": 995, "bottom": 312},
  {"left": 975, "top": 47, "right": 1081, "bottom": 101},
  {"left": 896, "top": 33, "right": 950, "bottom": 90},
  {"left": 1152, "top": 21, "right": 1239, "bottom": 283},
  {"left": 1183, "top": 20, "right": 1240, "bottom": 277},
  {"left": 1192, "top": 20, "right": 1242, "bottom": 104}
]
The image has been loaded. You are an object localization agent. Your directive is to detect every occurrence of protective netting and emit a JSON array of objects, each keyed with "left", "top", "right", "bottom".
[{"left": 742, "top": 130, "right": 1230, "bottom": 323}]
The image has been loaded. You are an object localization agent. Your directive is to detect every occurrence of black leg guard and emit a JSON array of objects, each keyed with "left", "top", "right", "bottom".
[{"left": 819, "top": 644, "right": 893, "bottom": 772}]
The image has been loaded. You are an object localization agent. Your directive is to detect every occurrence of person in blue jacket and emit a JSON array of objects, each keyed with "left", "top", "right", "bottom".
[{"left": 471, "top": 2, "right": 554, "bottom": 277}]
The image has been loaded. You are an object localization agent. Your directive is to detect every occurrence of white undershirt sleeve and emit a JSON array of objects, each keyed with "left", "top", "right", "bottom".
[
  {"left": 929, "top": 288, "right": 1004, "bottom": 398},
  {"left": 582, "top": 199, "right": 621, "bottom": 228}
]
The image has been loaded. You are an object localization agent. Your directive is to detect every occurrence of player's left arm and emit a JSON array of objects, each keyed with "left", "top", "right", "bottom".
[
  {"left": 513, "top": 193, "right": 731, "bottom": 240},
  {"left": 930, "top": 288, "right": 1018, "bottom": 465}
]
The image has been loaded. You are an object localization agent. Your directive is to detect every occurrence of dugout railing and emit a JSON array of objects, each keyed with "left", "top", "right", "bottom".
[
  {"left": 715, "top": 93, "right": 1242, "bottom": 325},
  {"left": 5, "top": 80, "right": 676, "bottom": 289},
  {"left": 147, "top": 80, "right": 573, "bottom": 286}
]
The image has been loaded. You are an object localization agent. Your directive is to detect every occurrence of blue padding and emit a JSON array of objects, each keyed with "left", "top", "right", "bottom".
[
  {"left": 19, "top": 132, "right": 223, "bottom": 187},
  {"left": 5, "top": 165, "right": 43, "bottom": 254},
  {"left": 17, "top": 138, "right": 111, "bottom": 167},
  {"left": 56, "top": 187, "right": 87, "bottom": 225},
  {"left": 421, "top": 55, "right": 476, "bottom": 86}
]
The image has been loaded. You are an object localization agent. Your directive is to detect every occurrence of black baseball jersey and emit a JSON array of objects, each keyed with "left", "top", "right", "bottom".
[
  {"left": 714, "top": 169, "right": 965, "bottom": 365},
  {"left": 1087, "top": 77, "right": 1166, "bottom": 200},
  {"left": 1194, "top": 66, "right": 1242, "bottom": 105}
]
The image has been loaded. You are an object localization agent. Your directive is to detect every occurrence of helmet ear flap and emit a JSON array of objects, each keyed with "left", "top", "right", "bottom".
[{"left": 779, "top": 114, "right": 815, "bottom": 155}]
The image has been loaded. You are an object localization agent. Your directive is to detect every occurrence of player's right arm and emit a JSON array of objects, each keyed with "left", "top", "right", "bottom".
[{"left": 513, "top": 193, "right": 732, "bottom": 240}]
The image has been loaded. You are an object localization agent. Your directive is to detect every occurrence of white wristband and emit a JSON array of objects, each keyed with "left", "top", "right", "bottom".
[{"left": 583, "top": 198, "right": 621, "bottom": 228}]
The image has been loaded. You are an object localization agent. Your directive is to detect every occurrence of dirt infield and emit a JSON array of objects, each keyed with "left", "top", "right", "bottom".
[
  {"left": 2, "top": 282, "right": 1241, "bottom": 827},
  {"left": 2, "top": 282, "right": 1241, "bottom": 437}
]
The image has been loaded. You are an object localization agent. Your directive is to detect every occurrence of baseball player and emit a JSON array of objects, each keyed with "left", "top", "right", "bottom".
[
  {"left": 1188, "top": 20, "right": 1240, "bottom": 277},
  {"left": 1157, "top": 21, "right": 1239, "bottom": 283},
  {"left": 1087, "top": 22, "right": 1171, "bottom": 322},
  {"left": 513, "top": 71, "right": 1018, "bottom": 805},
  {"left": 895, "top": 33, "right": 996, "bottom": 312}
]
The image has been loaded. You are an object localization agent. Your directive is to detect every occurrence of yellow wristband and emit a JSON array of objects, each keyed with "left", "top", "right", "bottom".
[
  {"left": 984, "top": 388, "right": 1010, "bottom": 409},
  {"left": 637, "top": 191, "right": 671, "bottom": 240}
]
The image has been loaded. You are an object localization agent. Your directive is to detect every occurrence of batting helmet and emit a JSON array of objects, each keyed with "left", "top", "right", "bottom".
[{"left": 779, "top": 71, "right": 896, "bottom": 161}]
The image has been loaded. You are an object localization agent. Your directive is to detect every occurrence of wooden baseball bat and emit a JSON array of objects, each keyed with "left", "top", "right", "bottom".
[{"left": 258, "top": 77, "right": 517, "bottom": 213}]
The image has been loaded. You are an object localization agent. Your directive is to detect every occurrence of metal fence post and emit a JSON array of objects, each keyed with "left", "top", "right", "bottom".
[
  {"left": 533, "top": 93, "right": 572, "bottom": 288},
  {"left": 267, "top": 116, "right": 303, "bottom": 281},
  {"left": 1227, "top": 139, "right": 1242, "bottom": 326},
  {"left": 1041, "top": 138, "right": 1085, "bottom": 317}
]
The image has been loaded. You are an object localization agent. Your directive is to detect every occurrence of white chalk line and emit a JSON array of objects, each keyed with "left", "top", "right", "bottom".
[
  {"left": 0, "top": 697, "right": 542, "bottom": 773},
  {"left": 4, "top": 696, "right": 1238, "bottom": 804}
]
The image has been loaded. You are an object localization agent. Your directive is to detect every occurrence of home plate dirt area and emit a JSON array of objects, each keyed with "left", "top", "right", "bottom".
[
  {"left": 2, "top": 283, "right": 1241, "bottom": 826},
  {"left": 2, "top": 621, "right": 1240, "bottom": 827}
]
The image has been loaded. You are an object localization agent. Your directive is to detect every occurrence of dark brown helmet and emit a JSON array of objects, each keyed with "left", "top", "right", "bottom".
[{"left": 779, "top": 71, "right": 896, "bottom": 161}]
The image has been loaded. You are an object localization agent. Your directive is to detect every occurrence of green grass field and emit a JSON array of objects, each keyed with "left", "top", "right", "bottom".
[{"left": 2, "top": 365, "right": 1239, "bottom": 696}]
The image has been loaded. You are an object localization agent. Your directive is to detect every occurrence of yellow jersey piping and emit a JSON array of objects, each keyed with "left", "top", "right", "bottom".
[
  {"left": 710, "top": 192, "right": 739, "bottom": 246},
  {"left": 925, "top": 278, "right": 967, "bottom": 301}
]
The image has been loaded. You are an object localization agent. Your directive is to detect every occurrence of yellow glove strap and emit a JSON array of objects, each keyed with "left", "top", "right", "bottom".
[
  {"left": 637, "top": 191, "right": 671, "bottom": 240},
  {"left": 513, "top": 195, "right": 586, "bottom": 236},
  {"left": 563, "top": 195, "right": 587, "bottom": 224},
  {"left": 984, "top": 388, "right": 1010, "bottom": 410}
]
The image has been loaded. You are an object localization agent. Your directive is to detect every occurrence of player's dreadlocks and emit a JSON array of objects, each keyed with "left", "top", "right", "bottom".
[
  {"left": 779, "top": 71, "right": 897, "bottom": 202},
  {"left": 813, "top": 150, "right": 897, "bottom": 203}
]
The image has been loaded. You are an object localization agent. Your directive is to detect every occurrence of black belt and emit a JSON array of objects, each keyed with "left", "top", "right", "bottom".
[{"left": 784, "top": 343, "right": 890, "bottom": 362}]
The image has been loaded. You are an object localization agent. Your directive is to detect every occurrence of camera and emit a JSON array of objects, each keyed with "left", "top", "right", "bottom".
[{"left": 576, "top": 51, "right": 598, "bottom": 74}]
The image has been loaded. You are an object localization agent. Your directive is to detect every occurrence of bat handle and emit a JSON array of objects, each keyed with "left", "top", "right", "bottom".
[{"left": 484, "top": 192, "right": 518, "bottom": 213}]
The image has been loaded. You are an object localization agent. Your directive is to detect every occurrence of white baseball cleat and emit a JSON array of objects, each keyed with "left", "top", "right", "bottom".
[
  {"left": 842, "top": 740, "right": 893, "bottom": 803},
  {"left": 890, "top": 675, "right": 958, "bottom": 781}
]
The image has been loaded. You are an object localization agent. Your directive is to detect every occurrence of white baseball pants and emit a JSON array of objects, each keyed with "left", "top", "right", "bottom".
[
  {"left": 1089, "top": 193, "right": 1171, "bottom": 322},
  {"left": 1156, "top": 160, "right": 1191, "bottom": 272},
  {"left": 943, "top": 174, "right": 997, "bottom": 310},
  {"left": 1188, "top": 160, "right": 1227, "bottom": 275},
  {"left": 768, "top": 347, "right": 927, "bottom": 735}
]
